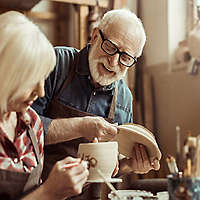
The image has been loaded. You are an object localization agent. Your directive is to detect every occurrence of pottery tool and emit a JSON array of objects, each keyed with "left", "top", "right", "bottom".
[
  {"left": 176, "top": 126, "right": 181, "bottom": 169},
  {"left": 96, "top": 168, "right": 121, "bottom": 200},
  {"left": 183, "top": 136, "right": 197, "bottom": 176},
  {"left": 63, "top": 153, "right": 88, "bottom": 169},
  {"left": 195, "top": 135, "right": 200, "bottom": 176},
  {"left": 187, "top": 158, "right": 192, "bottom": 176},
  {"left": 166, "top": 155, "right": 179, "bottom": 175},
  {"left": 87, "top": 157, "right": 121, "bottom": 200},
  {"left": 63, "top": 159, "right": 83, "bottom": 169}
]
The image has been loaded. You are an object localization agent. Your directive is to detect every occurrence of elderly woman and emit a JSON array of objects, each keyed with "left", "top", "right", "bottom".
[{"left": 0, "top": 11, "right": 88, "bottom": 200}]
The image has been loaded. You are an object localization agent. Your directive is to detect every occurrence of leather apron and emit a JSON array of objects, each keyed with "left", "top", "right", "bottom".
[
  {"left": 43, "top": 55, "right": 118, "bottom": 200},
  {"left": 0, "top": 126, "right": 42, "bottom": 200}
]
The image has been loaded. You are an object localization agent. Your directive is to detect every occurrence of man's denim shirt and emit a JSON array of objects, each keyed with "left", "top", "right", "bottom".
[{"left": 32, "top": 45, "right": 133, "bottom": 134}]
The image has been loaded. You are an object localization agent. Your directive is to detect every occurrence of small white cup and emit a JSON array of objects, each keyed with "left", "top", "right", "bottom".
[{"left": 78, "top": 141, "right": 118, "bottom": 180}]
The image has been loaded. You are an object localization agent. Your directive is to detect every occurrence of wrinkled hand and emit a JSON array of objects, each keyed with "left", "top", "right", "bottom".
[
  {"left": 81, "top": 116, "right": 118, "bottom": 141},
  {"left": 126, "top": 143, "right": 160, "bottom": 174},
  {"left": 43, "top": 157, "right": 89, "bottom": 200}
]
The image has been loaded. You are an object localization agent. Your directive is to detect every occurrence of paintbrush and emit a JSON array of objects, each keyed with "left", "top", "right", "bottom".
[
  {"left": 176, "top": 126, "right": 181, "bottom": 169},
  {"left": 195, "top": 135, "right": 200, "bottom": 176},
  {"left": 166, "top": 155, "right": 179, "bottom": 175},
  {"left": 183, "top": 136, "right": 197, "bottom": 177}
]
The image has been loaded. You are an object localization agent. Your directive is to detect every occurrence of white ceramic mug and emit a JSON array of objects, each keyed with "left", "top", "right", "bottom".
[{"left": 78, "top": 141, "right": 118, "bottom": 180}]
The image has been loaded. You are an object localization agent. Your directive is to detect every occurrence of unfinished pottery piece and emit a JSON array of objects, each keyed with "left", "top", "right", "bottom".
[
  {"left": 112, "top": 124, "right": 162, "bottom": 163},
  {"left": 78, "top": 141, "right": 118, "bottom": 181}
]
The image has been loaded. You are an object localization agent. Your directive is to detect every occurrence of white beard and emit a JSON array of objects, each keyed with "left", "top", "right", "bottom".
[{"left": 88, "top": 44, "right": 127, "bottom": 86}]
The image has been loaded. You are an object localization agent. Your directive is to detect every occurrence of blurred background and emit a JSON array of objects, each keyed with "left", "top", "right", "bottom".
[{"left": 1, "top": 0, "right": 200, "bottom": 197}]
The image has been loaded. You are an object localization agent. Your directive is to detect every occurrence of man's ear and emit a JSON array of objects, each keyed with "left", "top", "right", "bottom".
[{"left": 90, "top": 27, "right": 99, "bottom": 44}]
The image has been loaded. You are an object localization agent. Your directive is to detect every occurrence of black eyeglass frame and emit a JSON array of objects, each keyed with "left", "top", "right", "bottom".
[{"left": 99, "top": 29, "right": 137, "bottom": 67}]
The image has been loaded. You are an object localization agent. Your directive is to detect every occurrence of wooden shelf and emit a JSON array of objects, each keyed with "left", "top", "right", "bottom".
[
  {"left": 0, "top": 0, "right": 109, "bottom": 11},
  {"left": 48, "top": 0, "right": 109, "bottom": 8},
  {"left": 26, "top": 11, "right": 58, "bottom": 20},
  {"left": 0, "top": 0, "right": 112, "bottom": 50},
  {"left": 0, "top": 0, "right": 41, "bottom": 11}
]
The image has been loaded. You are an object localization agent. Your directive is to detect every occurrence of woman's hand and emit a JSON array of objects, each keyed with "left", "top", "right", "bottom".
[{"left": 42, "top": 156, "right": 89, "bottom": 200}]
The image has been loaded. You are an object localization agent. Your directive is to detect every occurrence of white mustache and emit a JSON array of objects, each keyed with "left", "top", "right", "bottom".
[{"left": 97, "top": 57, "right": 121, "bottom": 73}]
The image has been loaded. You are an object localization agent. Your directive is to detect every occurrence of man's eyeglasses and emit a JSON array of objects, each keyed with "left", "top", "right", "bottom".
[{"left": 99, "top": 29, "right": 137, "bottom": 67}]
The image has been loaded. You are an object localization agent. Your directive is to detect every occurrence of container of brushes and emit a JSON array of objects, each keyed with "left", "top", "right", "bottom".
[{"left": 168, "top": 174, "right": 200, "bottom": 200}]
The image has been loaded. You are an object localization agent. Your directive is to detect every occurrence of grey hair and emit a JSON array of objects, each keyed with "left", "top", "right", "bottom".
[
  {"left": 98, "top": 9, "right": 146, "bottom": 57},
  {"left": 0, "top": 11, "right": 56, "bottom": 115}
]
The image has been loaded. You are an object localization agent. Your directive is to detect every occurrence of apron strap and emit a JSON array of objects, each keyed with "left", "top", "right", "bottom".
[
  {"left": 27, "top": 125, "right": 41, "bottom": 164},
  {"left": 108, "top": 82, "right": 118, "bottom": 121},
  {"left": 55, "top": 53, "right": 79, "bottom": 99},
  {"left": 23, "top": 126, "right": 42, "bottom": 193}
]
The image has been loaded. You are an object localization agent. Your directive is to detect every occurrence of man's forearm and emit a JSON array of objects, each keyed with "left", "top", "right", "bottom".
[
  {"left": 45, "top": 117, "right": 84, "bottom": 145},
  {"left": 44, "top": 116, "right": 118, "bottom": 145}
]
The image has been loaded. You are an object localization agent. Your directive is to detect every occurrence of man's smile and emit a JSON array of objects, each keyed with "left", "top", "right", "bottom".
[
  {"left": 99, "top": 63, "right": 116, "bottom": 76},
  {"left": 103, "top": 64, "right": 113, "bottom": 72}
]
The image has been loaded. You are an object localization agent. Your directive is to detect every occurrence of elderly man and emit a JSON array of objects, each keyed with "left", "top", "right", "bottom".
[{"left": 32, "top": 9, "right": 160, "bottom": 199}]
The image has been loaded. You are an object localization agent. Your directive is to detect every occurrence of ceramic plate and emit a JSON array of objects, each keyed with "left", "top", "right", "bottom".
[
  {"left": 112, "top": 124, "right": 162, "bottom": 161},
  {"left": 87, "top": 178, "right": 122, "bottom": 183}
]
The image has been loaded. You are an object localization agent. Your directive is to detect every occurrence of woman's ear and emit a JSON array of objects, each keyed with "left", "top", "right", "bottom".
[{"left": 90, "top": 27, "right": 99, "bottom": 44}]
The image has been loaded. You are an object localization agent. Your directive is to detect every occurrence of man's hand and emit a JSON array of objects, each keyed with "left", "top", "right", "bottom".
[
  {"left": 112, "top": 160, "right": 119, "bottom": 176},
  {"left": 81, "top": 116, "right": 118, "bottom": 141},
  {"left": 128, "top": 143, "right": 160, "bottom": 173},
  {"left": 119, "top": 143, "right": 160, "bottom": 175}
]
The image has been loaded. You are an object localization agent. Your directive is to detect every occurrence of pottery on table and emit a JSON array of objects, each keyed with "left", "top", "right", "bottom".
[{"left": 78, "top": 141, "right": 118, "bottom": 181}]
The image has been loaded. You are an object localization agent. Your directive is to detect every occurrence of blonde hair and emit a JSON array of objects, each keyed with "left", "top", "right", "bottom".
[
  {"left": 98, "top": 9, "right": 146, "bottom": 57},
  {"left": 0, "top": 11, "right": 56, "bottom": 114}
]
